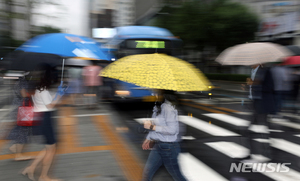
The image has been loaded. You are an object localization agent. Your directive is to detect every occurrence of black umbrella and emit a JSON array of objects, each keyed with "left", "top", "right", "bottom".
[
  {"left": 285, "top": 45, "right": 300, "bottom": 56},
  {"left": 3, "top": 51, "right": 62, "bottom": 71}
]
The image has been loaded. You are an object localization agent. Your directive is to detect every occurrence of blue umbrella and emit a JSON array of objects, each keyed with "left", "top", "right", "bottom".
[
  {"left": 17, "top": 33, "right": 112, "bottom": 60},
  {"left": 17, "top": 33, "right": 114, "bottom": 98}
]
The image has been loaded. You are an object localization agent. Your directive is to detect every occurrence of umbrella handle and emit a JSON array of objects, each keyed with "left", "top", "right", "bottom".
[
  {"left": 55, "top": 57, "right": 65, "bottom": 101},
  {"left": 61, "top": 58, "right": 65, "bottom": 82}
]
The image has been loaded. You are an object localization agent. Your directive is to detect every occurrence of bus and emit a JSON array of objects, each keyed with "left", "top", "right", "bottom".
[{"left": 103, "top": 26, "right": 183, "bottom": 102}]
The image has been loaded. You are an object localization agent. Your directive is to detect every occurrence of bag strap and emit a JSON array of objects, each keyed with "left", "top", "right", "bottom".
[{"left": 22, "top": 98, "right": 32, "bottom": 107}]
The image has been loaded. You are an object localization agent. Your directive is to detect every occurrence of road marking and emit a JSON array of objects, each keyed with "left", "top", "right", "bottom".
[
  {"left": 203, "top": 113, "right": 250, "bottom": 127},
  {"left": 256, "top": 164, "right": 300, "bottom": 181},
  {"left": 181, "top": 99, "right": 240, "bottom": 113},
  {"left": 179, "top": 153, "right": 228, "bottom": 181},
  {"left": 253, "top": 138, "right": 270, "bottom": 143},
  {"left": 93, "top": 115, "right": 143, "bottom": 181},
  {"left": 270, "top": 119, "right": 300, "bottom": 129},
  {"left": 181, "top": 136, "right": 196, "bottom": 140},
  {"left": 0, "top": 145, "right": 112, "bottom": 160},
  {"left": 134, "top": 116, "right": 240, "bottom": 137},
  {"left": 248, "top": 125, "right": 269, "bottom": 134},
  {"left": 54, "top": 113, "right": 110, "bottom": 118},
  {"left": 269, "top": 129, "right": 283, "bottom": 132},
  {"left": 235, "top": 112, "right": 253, "bottom": 115},
  {"left": 179, "top": 116, "right": 240, "bottom": 136},
  {"left": 181, "top": 102, "right": 227, "bottom": 114},
  {"left": 205, "top": 141, "right": 271, "bottom": 162},
  {"left": 205, "top": 142, "right": 249, "bottom": 158},
  {"left": 279, "top": 112, "right": 300, "bottom": 120},
  {"left": 0, "top": 108, "right": 115, "bottom": 160},
  {"left": 255, "top": 138, "right": 300, "bottom": 157},
  {"left": 196, "top": 102, "right": 239, "bottom": 113},
  {"left": 204, "top": 142, "right": 300, "bottom": 181},
  {"left": 270, "top": 138, "right": 300, "bottom": 157},
  {"left": 72, "top": 113, "right": 110, "bottom": 117}
]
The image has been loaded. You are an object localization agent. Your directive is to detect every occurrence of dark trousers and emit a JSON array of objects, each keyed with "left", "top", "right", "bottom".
[
  {"left": 274, "top": 91, "right": 285, "bottom": 113},
  {"left": 247, "top": 99, "right": 272, "bottom": 158},
  {"left": 142, "top": 142, "right": 187, "bottom": 181}
]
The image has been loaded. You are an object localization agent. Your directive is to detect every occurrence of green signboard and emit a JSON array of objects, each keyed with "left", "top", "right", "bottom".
[{"left": 135, "top": 41, "right": 165, "bottom": 48}]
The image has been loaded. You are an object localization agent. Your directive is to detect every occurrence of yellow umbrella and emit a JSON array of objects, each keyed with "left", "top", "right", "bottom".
[{"left": 101, "top": 53, "right": 211, "bottom": 91}]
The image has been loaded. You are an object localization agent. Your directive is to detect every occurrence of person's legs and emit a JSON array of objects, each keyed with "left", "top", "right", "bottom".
[
  {"left": 9, "top": 144, "right": 30, "bottom": 160},
  {"left": 38, "top": 111, "right": 59, "bottom": 180},
  {"left": 11, "top": 126, "right": 32, "bottom": 160},
  {"left": 275, "top": 91, "right": 283, "bottom": 113},
  {"left": 39, "top": 144, "right": 57, "bottom": 181},
  {"left": 9, "top": 144, "right": 16, "bottom": 153},
  {"left": 159, "top": 143, "right": 187, "bottom": 181},
  {"left": 15, "top": 144, "right": 33, "bottom": 160},
  {"left": 22, "top": 149, "right": 47, "bottom": 181},
  {"left": 248, "top": 99, "right": 264, "bottom": 156},
  {"left": 87, "top": 86, "right": 97, "bottom": 107},
  {"left": 142, "top": 149, "right": 163, "bottom": 181}
]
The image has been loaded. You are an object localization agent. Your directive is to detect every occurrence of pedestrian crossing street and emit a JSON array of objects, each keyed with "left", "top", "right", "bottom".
[{"left": 134, "top": 109, "right": 300, "bottom": 181}]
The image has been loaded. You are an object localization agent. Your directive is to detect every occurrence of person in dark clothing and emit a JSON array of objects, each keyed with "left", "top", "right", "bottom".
[
  {"left": 242, "top": 65, "right": 274, "bottom": 162},
  {"left": 7, "top": 73, "right": 33, "bottom": 161},
  {"left": 290, "top": 69, "right": 300, "bottom": 113}
]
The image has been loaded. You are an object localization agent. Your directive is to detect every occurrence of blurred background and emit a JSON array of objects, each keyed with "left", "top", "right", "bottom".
[
  {"left": 1, "top": 0, "right": 300, "bottom": 181},
  {"left": 1, "top": 0, "right": 300, "bottom": 73}
]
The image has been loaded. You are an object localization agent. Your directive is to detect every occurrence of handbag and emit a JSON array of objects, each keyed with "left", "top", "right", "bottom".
[{"left": 17, "top": 100, "right": 41, "bottom": 126}]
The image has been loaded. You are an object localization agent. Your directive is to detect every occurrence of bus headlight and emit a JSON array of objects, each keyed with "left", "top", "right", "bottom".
[{"left": 115, "top": 90, "right": 130, "bottom": 96}]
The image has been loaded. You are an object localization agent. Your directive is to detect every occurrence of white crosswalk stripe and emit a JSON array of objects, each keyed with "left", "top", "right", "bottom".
[
  {"left": 205, "top": 142, "right": 249, "bottom": 158},
  {"left": 179, "top": 116, "right": 240, "bottom": 137},
  {"left": 205, "top": 141, "right": 300, "bottom": 181},
  {"left": 262, "top": 138, "right": 300, "bottom": 158},
  {"left": 135, "top": 116, "right": 240, "bottom": 136},
  {"left": 270, "top": 118, "right": 300, "bottom": 129},
  {"left": 203, "top": 113, "right": 250, "bottom": 127},
  {"left": 179, "top": 153, "right": 229, "bottom": 181}
]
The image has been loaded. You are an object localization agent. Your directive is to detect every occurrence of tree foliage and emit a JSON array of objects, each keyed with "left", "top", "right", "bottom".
[
  {"left": 155, "top": 0, "right": 259, "bottom": 52},
  {"left": 30, "top": 26, "right": 61, "bottom": 38}
]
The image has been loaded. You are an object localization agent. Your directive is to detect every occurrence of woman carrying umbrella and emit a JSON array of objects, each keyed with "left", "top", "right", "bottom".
[
  {"left": 100, "top": 53, "right": 211, "bottom": 180},
  {"left": 142, "top": 90, "right": 187, "bottom": 181},
  {"left": 21, "top": 64, "right": 64, "bottom": 181}
]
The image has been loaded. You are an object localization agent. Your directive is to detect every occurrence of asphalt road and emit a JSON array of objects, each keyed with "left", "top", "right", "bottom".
[{"left": 1, "top": 81, "right": 300, "bottom": 180}]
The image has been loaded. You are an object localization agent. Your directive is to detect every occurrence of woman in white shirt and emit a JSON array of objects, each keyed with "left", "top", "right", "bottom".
[{"left": 22, "top": 64, "right": 62, "bottom": 181}]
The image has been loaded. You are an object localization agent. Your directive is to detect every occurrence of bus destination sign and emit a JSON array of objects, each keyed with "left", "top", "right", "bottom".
[{"left": 135, "top": 41, "right": 165, "bottom": 49}]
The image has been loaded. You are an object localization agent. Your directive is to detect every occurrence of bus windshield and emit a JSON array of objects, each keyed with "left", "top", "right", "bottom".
[{"left": 105, "top": 26, "right": 183, "bottom": 59}]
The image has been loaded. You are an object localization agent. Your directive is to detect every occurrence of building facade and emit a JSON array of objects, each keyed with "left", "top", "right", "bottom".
[
  {"left": 0, "top": 0, "right": 30, "bottom": 41},
  {"left": 235, "top": 0, "right": 300, "bottom": 45}
]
